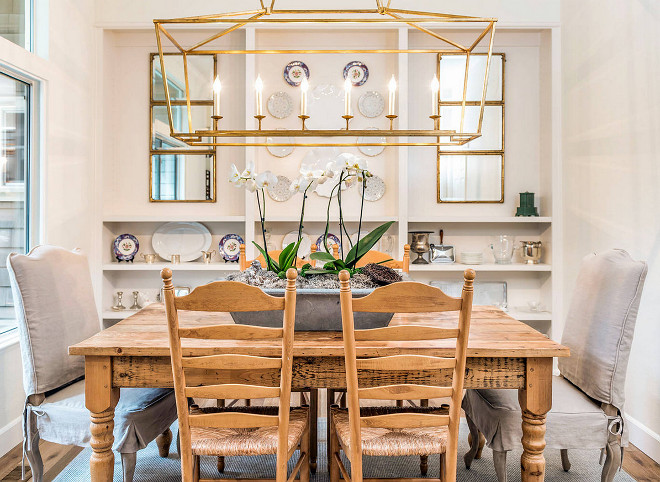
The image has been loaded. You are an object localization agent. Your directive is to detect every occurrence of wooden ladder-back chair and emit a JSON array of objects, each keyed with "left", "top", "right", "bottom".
[
  {"left": 239, "top": 244, "right": 314, "bottom": 271},
  {"left": 162, "top": 267, "right": 310, "bottom": 482},
  {"left": 331, "top": 269, "right": 475, "bottom": 482}
]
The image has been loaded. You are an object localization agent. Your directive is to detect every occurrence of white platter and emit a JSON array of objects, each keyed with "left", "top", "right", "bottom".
[
  {"left": 307, "top": 84, "right": 345, "bottom": 130},
  {"left": 266, "top": 130, "right": 295, "bottom": 158},
  {"left": 282, "top": 231, "right": 312, "bottom": 259},
  {"left": 152, "top": 222, "right": 212, "bottom": 262}
]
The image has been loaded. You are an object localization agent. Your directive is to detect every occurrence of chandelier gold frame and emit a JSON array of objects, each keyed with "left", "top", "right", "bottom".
[{"left": 154, "top": 1, "right": 497, "bottom": 148}]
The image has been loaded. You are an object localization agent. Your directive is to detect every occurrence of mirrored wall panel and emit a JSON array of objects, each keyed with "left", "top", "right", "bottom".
[
  {"left": 150, "top": 53, "right": 216, "bottom": 202},
  {"left": 437, "top": 53, "right": 505, "bottom": 203},
  {"left": 151, "top": 153, "right": 215, "bottom": 202}
]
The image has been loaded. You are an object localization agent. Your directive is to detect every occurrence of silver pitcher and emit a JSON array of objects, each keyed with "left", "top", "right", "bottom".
[
  {"left": 409, "top": 231, "right": 432, "bottom": 264},
  {"left": 201, "top": 250, "right": 216, "bottom": 264},
  {"left": 520, "top": 241, "right": 542, "bottom": 264}
]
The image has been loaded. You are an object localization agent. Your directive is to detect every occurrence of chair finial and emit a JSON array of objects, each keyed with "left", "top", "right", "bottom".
[
  {"left": 339, "top": 270, "right": 351, "bottom": 291},
  {"left": 463, "top": 268, "right": 476, "bottom": 287},
  {"left": 161, "top": 267, "right": 173, "bottom": 289},
  {"left": 286, "top": 267, "right": 298, "bottom": 289}
]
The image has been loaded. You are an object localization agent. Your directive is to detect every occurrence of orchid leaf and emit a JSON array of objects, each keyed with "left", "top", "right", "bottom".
[
  {"left": 282, "top": 238, "right": 303, "bottom": 270},
  {"left": 345, "top": 221, "right": 394, "bottom": 268},
  {"left": 279, "top": 242, "right": 296, "bottom": 268},
  {"left": 310, "top": 251, "right": 336, "bottom": 262},
  {"left": 252, "top": 241, "right": 280, "bottom": 272}
]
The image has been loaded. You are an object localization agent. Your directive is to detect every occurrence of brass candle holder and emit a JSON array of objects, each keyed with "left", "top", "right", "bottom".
[
  {"left": 254, "top": 114, "right": 266, "bottom": 130},
  {"left": 298, "top": 114, "right": 309, "bottom": 130},
  {"left": 386, "top": 114, "right": 398, "bottom": 130},
  {"left": 429, "top": 114, "right": 441, "bottom": 130},
  {"left": 342, "top": 115, "right": 354, "bottom": 130}
]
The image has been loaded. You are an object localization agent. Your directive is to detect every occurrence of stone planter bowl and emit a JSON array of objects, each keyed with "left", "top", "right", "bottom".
[{"left": 230, "top": 288, "right": 393, "bottom": 331}]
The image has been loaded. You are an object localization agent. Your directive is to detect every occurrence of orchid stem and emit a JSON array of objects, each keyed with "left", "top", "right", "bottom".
[{"left": 256, "top": 189, "right": 272, "bottom": 272}]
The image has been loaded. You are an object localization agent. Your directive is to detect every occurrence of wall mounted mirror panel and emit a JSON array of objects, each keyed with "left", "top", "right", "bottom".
[
  {"left": 437, "top": 53, "right": 505, "bottom": 203},
  {"left": 438, "top": 154, "right": 503, "bottom": 202},
  {"left": 151, "top": 153, "right": 215, "bottom": 202},
  {"left": 150, "top": 53, "right": 216, "bottom": 202}
]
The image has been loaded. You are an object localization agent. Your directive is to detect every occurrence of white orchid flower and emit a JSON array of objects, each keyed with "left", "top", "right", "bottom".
[
  {"left": 289, "top": 177, "right": 301, "bottom": 192},
  {"left": 255, "top": 170, "right": 278, "bottom": 189},
  {"left": 228, "top": 164, "right": 240, "bottom": 184},
  {"left": 241, "top": 160, "right": 256, "bottom": 180},
  {"left": 245, "top": 179, "right": 257, "bottom": 192},
  {"left": 317, "top": 175, "right": 328, "bottom": 185}
]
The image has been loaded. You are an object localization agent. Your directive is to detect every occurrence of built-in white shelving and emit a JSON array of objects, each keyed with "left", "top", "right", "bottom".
[
  {"left": 409, "top": 263, "right": 552, "bottom": 272},
  {"left": 102, "top": 263, "right": 240, "bottom": 271},
  {"left": 98, "top": 24, "right": 561, "bottom": 337}
]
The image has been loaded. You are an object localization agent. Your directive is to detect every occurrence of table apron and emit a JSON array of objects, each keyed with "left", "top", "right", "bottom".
[{"left": 112, "top": 355, "right": 526, "bottom": 390}]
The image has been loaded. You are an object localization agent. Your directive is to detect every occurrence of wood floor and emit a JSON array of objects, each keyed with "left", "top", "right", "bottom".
[{"left": 1, "top": 434, "right": 658, "bottom": 482}]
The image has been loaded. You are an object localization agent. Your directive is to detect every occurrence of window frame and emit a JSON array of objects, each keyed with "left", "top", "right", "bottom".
[{"left": 0, "top": 64, "right": 42, "bottom": 337}]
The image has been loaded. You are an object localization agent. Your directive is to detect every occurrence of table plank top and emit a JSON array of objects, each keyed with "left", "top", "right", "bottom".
[{"left": 70, "top": 303, "right": 568, "bottom": 358}]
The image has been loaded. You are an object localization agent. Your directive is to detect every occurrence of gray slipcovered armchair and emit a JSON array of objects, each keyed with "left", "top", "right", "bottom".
[
  {"left": 8, "top": 246, "right": 178, "bottom": 482},
  {"left": 462, "top": 249, "right": 647, "bottom": 482}
]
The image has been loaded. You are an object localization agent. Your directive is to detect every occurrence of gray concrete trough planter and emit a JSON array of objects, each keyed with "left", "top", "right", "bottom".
[{"left": 230, "top": 288, "right": 393, "bottom": 331}]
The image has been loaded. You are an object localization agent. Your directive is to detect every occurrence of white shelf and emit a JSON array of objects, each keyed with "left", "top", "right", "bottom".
[
  {"left": 103, "top": 262, "right": 240, "bottom": 271},
  {"left": 408, "top": 216, "right": 552, "bottom": 224},
  {"left": 259, "top": 216, "right": 399, "bottom": 223},
  {"left": 103, "top": 215, "right": 245, "bottom": 223},
  {"left": 409, "top": 263, "right": 552, "bottom": 272}
]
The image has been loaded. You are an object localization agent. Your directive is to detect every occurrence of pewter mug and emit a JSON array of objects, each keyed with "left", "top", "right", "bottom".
[
  {"left": 520, "top": 241, "right": 542, "bottom": 264},
  {"left": 171, "top": 254, "right": 181, "bottom": 264},
  {"left": 141, "top": 253, "right": 157, "bottom": 264},
  {"left": 201, "top": 250, "right": 216, "bottom": 264}
]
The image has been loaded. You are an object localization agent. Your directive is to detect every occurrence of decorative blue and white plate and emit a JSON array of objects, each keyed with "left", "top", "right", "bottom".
[
  {"left": 114, "top": 234, "right": 139, "bottom": 262},
  {"left": 283, "top": 61, "right": 310, "bottom": 87},
  {"left": 343, "top": 61, "right": 369, "bottom": 86},
  {"left": 219, "top": 234, "right": 244, "bottom": 262},
  {"left": 315, "top": 233, "right": 341, "bottom": 253}
]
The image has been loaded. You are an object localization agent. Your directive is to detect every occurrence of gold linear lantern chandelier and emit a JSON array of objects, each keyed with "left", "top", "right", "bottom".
[{"left": 154, "top": 1, "right": 497, "bottom": 148}]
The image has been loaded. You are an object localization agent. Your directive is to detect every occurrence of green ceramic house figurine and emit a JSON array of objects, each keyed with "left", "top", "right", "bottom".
[{"left": 516, "top": 192, "right": 539, "bottom": 216}]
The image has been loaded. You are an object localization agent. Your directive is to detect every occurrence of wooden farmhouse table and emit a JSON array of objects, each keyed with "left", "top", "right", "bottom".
[{"left": 69, "top": 303, "right": 568, "bottom": 482}]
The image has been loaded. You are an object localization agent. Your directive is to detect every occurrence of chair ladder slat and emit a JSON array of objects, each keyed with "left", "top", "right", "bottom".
[
  {"left": 360, "top": 413, "right": 450, "bottom": 429},
  {"left": 356, "top": 354, "right": 456, "bottom": 371},
  {"left": 181, "top": 354, "right": 282, "bottom": 370},
  {"left": 188, "top": 412, "right": 279, "bottom": 429},
  {"left": 179, "top": 324, "right": 283, "bottom": 340},
  {"left": 185, "top": 384, "right": 280, "bottom": 400},
  {"left": 354, "top": 325, "right": 460, "bottom": 341},
  {"left": 358, "top": 384, "right": 453, "bottom": 400}
]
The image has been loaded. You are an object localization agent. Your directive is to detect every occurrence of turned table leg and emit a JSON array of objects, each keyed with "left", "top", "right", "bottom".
[
  {"left": 86, "top": 356, "right": 120, "bottom": 482},
  {"left": 518, "top": 357, "right": 552, "bottom": 482}
]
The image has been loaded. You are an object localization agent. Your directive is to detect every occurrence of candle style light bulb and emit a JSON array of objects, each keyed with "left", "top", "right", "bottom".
[
  {"left": 431, "top": 76, "right": 440, "bottom": 117},
  {"left": 213, "top": 76, "right": 221, "bottom": 117},
  {"left": 388, "top": 75, "right": 397, "bottom": 116},
  {"left": 344, "top": 77, "right": 352, "bottom": 116},
  {"left": 300, "top": 76, "right": 309, "bottom": 116},
  {"left": 255, "top": 75, "right": 263, "bottom": 116}
]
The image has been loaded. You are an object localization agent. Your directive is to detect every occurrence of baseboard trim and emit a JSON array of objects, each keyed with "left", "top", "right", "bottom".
[
  {"left": 626, "top": 413, "right": 660, "bottom": 464},
  {"left": 0, "top": 416, "right": 23, "bottom": 458}
]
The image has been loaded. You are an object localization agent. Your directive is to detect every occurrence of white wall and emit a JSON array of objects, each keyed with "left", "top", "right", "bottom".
[
  {"left": 0, "top": 0, "right": 97, "bottom": 456},
  {"left": 561, "top": 0, "right": 660, "bottom": 462}
]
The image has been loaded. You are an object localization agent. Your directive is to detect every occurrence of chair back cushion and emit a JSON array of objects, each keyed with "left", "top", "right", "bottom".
[
  {"left": 558, "top": 249, "right": 647, "bottom": 409},
  {"left": 8, "top": 246, "right": 100, "bottom": 396}
]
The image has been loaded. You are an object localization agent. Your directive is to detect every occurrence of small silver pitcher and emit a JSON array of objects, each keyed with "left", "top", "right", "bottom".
[{"left": 201, "top": 250, "right": 216, "bottom": 264}]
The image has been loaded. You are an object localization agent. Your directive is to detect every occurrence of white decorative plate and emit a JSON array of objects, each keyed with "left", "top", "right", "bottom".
[
  {"left": 357, "top": 127, "right": 386, "bottom": 157},
  {"left": 267, "top": 91, "right": 293, "bottom": 119},
  {"left": 358, "top": 91, "right": 384, "bottom": 118},
  {"left": 152, "top": 222, "right": 212, "bottom": 262},
  {"left": 266, "top": 130, "right": 295, "bottom": 158},
  {"left": 358, "top": 175, "right": 386, "bottom": 202},
  {"left": 307, "top": 84, "right": 345, "bottom": 130},
  {"left": 267, "top": 175, "right": 294, "bottom": 202},
  {"left": 282, "top": 231, "right": 312, "bottom": 259}
]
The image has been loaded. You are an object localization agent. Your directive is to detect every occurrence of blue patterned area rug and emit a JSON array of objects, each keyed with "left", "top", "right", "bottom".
[{"left": 55, "top": 421, "right": 634, "bottom": 481}]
